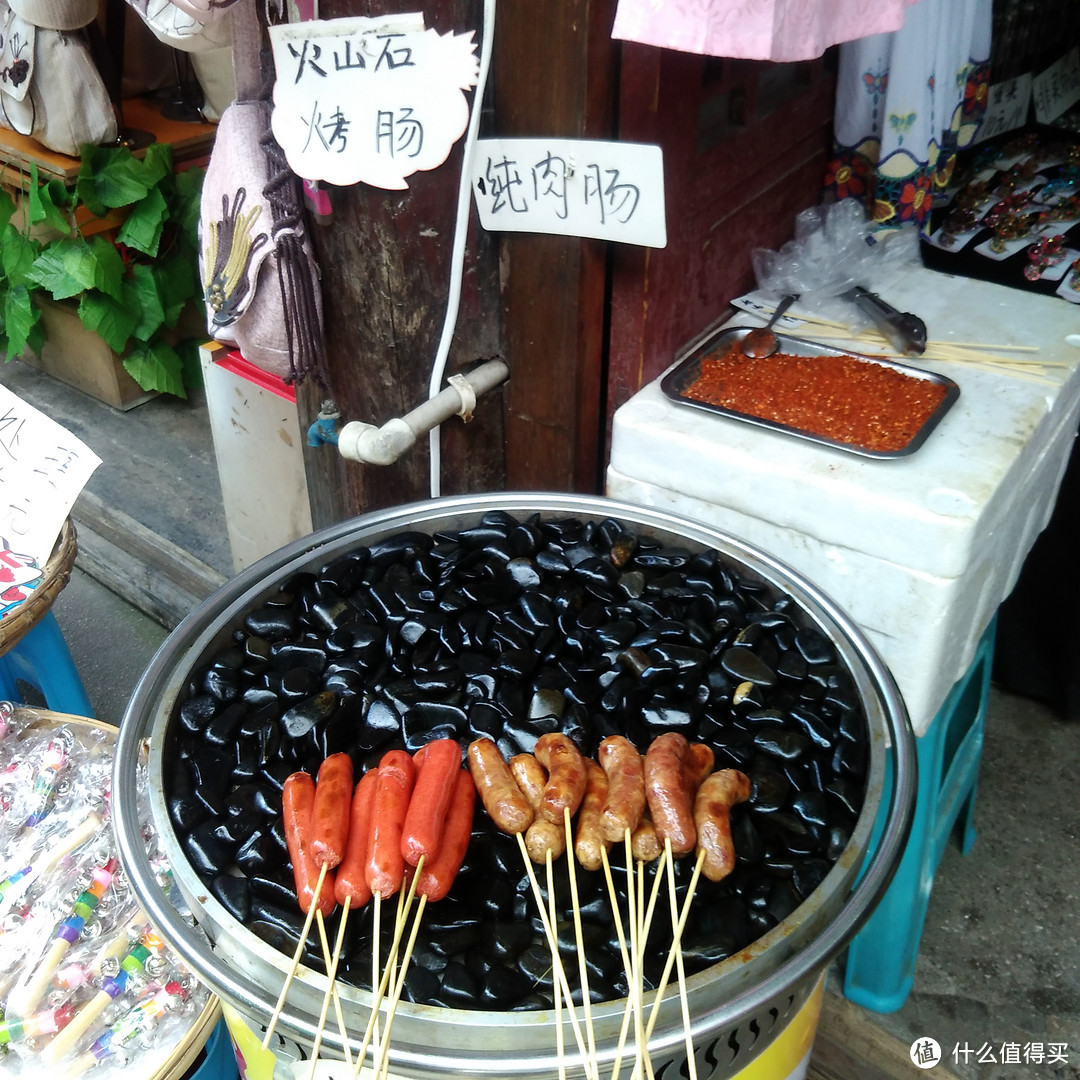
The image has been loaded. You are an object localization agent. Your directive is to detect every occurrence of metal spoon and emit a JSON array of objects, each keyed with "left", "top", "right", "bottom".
[{"left": 739, "top": 294, "right": 798, "bottom": 358}]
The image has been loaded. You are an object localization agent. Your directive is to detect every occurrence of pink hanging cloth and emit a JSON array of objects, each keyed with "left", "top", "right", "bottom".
[{"left": 611, "top": 0, "right": 922, "bottom": 62}]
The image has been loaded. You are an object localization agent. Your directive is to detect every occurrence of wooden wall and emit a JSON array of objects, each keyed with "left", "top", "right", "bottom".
[{"left": 296, "top": 5, "right": 836, "bottom": 522}]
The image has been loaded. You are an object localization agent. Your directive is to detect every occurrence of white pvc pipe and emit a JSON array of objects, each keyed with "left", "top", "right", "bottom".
[
  {"left": 425, "top": 0, "right": 498, "bottom": 498},
  {"left": 337, "top": 358, "right": 509, "bottom": 466}
]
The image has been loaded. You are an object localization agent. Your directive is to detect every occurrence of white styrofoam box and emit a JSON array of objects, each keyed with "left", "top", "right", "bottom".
[
  {"left": 200, "top": 345, "right": 314, "bottom": 573},
  {"left": 607, "top": 268, "right": 1080, "bottom": 734}
]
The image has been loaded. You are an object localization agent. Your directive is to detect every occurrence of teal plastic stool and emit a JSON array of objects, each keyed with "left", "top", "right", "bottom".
[
  {"left": 0, "top": 609, "right": 94, "bottom": 717},
  {"left": 189, "top": 1018, "right": 239, "bottom": 1080},
  {"left": 843, "top": 617, "right": 996, "bottom": 1013}
]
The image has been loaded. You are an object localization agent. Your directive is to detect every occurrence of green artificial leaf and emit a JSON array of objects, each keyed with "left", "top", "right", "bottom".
[
  {"left": 173, "top": 167, "right": 205, "bottom": 243},
  {"left": 0, "top": 188, "right": 17, "bottom": 234},
  {"left": 26, "top": 167, "right": 73, "bottom": 235},
  {"left": 176, "top": 337, "right": 204, "bottom": 391},
  {"left": 26, "top": 238, "right": 95, "bottom": 299},
  {"left": 31, "top": 235, "right": 126, "bottom": 301},
  {"left": 77, "top": 290, "right": 138, "bottom": 354},
  {"left": 141, "top": 142, "right": 174, "bottom": 190},
  {"left": 1, "top": 225, "right": 40, "bottom": 286},
  {"left": 25, "top": 319, "right": 44, "bottom": 357},
  {"left": 117, "top": 186, "right": 168, "bottom": 257},
  {"left": 2, "top": 285, "right": 39, "bottom": 359},
  {"left": 76, "top": 144, "right": 153, "bottom": 216},
  {"left": 87, "top": 235, "right": 125, "bottom": 300},
  {"left": 126, "top": 264, "right": 164, "bottom": 342},
  {"left": 155, "top": 252, "right": 200, "bottom": 327},
  {"left": 123, "top": 339, "right": 186, "bottom": 398}
]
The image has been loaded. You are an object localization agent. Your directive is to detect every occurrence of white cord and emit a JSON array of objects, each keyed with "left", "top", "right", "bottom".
[{"left": 427, "top": 0, "right": 498, "bottom": 499}]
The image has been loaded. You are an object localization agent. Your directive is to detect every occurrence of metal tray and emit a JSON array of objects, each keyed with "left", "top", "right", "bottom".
[{"left": 660, "top": 326, "right": 960, "bottom": 459}]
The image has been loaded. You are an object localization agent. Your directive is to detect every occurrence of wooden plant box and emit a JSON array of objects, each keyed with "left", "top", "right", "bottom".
[{"left": 22, "top": 296, "right": 157, "bottom": 411}]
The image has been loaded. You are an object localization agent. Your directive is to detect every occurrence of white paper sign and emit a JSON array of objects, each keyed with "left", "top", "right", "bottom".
[
  {"left": 269, "top": 14, "right": 479, "bottom": 190},
  {"left": 0, "top": 383, "right": 100, "bottom": 574},
  {"left": 972, "top": 74, "right": 1033, "bottom": 146},
  {"left": 471, "top": 138, "right": 667, "bottom": 248},
  {"left": 1033, "top": 48, "right": 1080, "bottom": 125}
]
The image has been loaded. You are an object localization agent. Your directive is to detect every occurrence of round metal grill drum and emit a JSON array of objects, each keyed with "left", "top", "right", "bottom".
[{"left": 112, "top": 494, "right": 915, "bottom": 1080}]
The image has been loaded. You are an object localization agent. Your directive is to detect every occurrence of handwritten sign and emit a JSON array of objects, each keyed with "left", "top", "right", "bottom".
[
  {"left": 471, "top": 138, "right": 666, "bottom": 248},
  {"left": 972, "top": 74, "right": 1033, "bottom": 146},
  {"left": 0, "top": 384, "right": 99, "bottom": 576},
  {"left": 1032, "top": 48, "right": 1080, "bottom": 125},
  {"left": 268, "top": 13, "right": 479, "bottom": 190}
]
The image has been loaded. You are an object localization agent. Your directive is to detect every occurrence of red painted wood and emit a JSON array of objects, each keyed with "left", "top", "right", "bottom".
[{"left": 607, "top": 46, "right": 837, "bottom": 449}]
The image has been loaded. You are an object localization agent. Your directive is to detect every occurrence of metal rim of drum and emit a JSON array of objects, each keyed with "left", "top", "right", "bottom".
[{"left": 111, "top": 493, "right": 916, "bottom": 1080}]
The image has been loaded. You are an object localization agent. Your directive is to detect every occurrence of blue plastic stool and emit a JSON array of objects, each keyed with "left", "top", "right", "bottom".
[
  {"left": 843, "top": 616, "right": 996, "bottom": 1013},
  {"left": 189, "top": 1018, "right": 240, "bottom": 1080},
  {"left": 0, "top": 609, "right": 94, "bottom": 717}
]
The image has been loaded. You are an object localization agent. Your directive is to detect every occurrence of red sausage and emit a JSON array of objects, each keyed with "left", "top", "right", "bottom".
[
  {"left": 414, "top": 769, "right": 476, "bottom": 902},
  {"left": 334, "top": 769, "right": 379, "bottom": 908},
  {"left": 694, "top": 769, "right": 751, "bottom": 882},
  {"left": 597, "top": 735, "right": 646, "bottom": 844},
  {"left": 311, "top": 753, "right": 354, "bottom": 869},
  {"left": 366, "top": 750, "right": 416, "bottom": 898},
  {"left": 282, "top": 771, "right": 336, "bottom": 917},
  {"left": 401, "top": 738, "right": 462, "bottom": 868},
  {"left": 644, "top": 732, "right": 696, "bottom": 857},
  {"left": 467, "top": 738, "right": 534, "bottom": 835},
  {"left": 533, "top": 733, "right": 588, "bottom": 825}
]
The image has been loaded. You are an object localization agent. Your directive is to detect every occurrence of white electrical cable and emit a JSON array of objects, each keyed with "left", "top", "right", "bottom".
[{"left": 426, "top": 0, "right": 498, "bottom": 499}]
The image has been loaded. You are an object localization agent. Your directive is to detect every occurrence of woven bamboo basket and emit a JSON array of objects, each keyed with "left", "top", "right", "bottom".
[
  {"left": 4, "top": 706, "right": 226, "bottom": 1080},
  {"left": 0, "top": 517, "right": 78, "bottom": 658}
]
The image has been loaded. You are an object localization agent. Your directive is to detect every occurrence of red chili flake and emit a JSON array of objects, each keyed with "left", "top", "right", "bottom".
[{"left": 684, "top": 342, "right": 949, "bottom": 453}]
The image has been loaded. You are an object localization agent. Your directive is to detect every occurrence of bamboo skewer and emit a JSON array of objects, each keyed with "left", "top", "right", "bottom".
[
  {"left": 515, "top": 832, "right": 597, "bottom": 1080},
  {"left": 547, "top": 853, "right": 567, "bottom": 1080},
  {"left": 642, "top": 851, "right": 705, "bottom": 1048},
  {"left": 664, "top": 842, "right": 698, "bottom": 1080},
  {"left": 307, "top": 902, "right": 355, "bottom": 1076},
  {"left": 599, "top": 840, "right": 637, "bottom": 1080},
  {"left": 263, "top": 862, "right": 328, "bottom": 1050},
  {"left": 564, "top": 807, "right": 599, "bottom": 1075}
]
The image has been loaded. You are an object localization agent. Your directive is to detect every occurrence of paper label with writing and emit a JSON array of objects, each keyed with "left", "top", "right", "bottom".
[
  {"left": 0, "top": 383, "right": 99, "bottom": 573},
  {"left": 1032, "top": 48, "right": 1080, "bottom": 124},
  {"left": 472, "top": 138, "right": 667, "bottom": 248},
  {"left": 269, "top": 14, "right": 479, "bottom": 189},
  {"left": 972, "top": 74, "right": 1033, "bottom": 146}
]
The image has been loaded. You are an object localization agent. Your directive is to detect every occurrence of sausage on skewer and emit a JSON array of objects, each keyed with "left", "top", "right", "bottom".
[
  {"left": 511, "top": 754, "right": 566, "bottom": 864},
  {"left": 311, "top": 753, "right": 354, "bottom": 869},
  {"left": 574, "top": 760, "right": 612, "bottom": 872},
  {"left": 282, "top": 771, "right": 336, "bottom": 918},
  {"left": 534, "top": 733, "right": 587, "bottom": 825},
  {"left": 597, "top": 735, "right": 646, "bottom": 844},
  {"left": 366, "top": 750, "right": 416, "bottom": 899},
  {"left": 414, "top": 769, "right": 476, "bottom": 902},
  {"left": 467, "top": 738, "right": 534, "bottom": 835},
  {"left": 644, "top": 733, "right": 697, "bottom": 857},
  {"left": 402, "top": 738, "right": 462, "bottom": 868},
  {"left": 694, "top": 769, "right": 751, "bottom": 882},
  {"left": 335, "top": 768, "right": 379, "bottom": 909}
]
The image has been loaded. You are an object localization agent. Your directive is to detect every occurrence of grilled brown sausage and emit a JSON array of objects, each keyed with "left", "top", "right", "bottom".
[
  {"left": 467, "top": 738, "right": 534, "bottom": 835},
  {"left": 694, "top": 769, "right": 751, "bottom": 882},
  {"left": 644, "top": 732, "right": 696, "bottom": 856},
  {"left": 534, "top": 733, "right": 587, "bottom": 825},
  {"left": 597, "top": 735, "right": 646, "bottom": 844},
  {"left": 574, "top": 760, "right": 612, "bottom": 872}
]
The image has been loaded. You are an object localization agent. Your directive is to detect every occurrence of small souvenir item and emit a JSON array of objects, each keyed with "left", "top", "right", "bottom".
[{"left": 1025, "top": 234, "right": 1066, "bottom": 280}]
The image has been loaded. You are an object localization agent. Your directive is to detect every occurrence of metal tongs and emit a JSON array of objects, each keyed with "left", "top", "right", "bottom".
[{"left": 841, "top": 286, "right": 927, "bottom": 356}]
